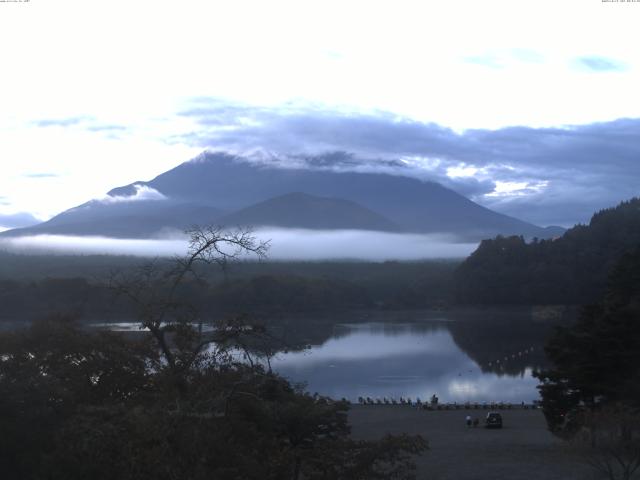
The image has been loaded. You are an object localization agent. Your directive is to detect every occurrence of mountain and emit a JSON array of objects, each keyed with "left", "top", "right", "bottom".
[
  {"left": 3, "top": 151, "right": 563, "bottom": 239},
  {"left": 454, "top": 197, "right": 640, "bottom": 305},
  {"left": 218, "top": 192, "right": 399, "bottom": 231},
  {"left": 3, "top": 200, "right": 223, "bottom": 238}
]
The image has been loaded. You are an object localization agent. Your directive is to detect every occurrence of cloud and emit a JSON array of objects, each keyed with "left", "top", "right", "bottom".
[
  {"left": 576, "top": 56, "right": 626, "bottom": 72},
  {"left": 0, "top": 230, "right": 477, "bottom": 261},
  {"left": 23, "top": 173, "right": 59, "bottom": 178},
  {"left": 176, "top": 100, "right": 640, "bottom": 226},
  {"left": 98, "top": 184, "right": 167, "bottom": 204},
  {"left": 0, "top": 235, "right": 186, "bottom": 257},
  {"left": 464, "top": 55, "right": 505, "bottom": 69},
  {"left": 33, "top": 117, "right": 128, "bottom": 136},
  {"left": 464, "top": 49, "right": 544, "bottom": 69},
  {"left": 0, "top": 212, "right": 41, "bottom": 229},
  {"left": 33, "top": 117, "right": 92, "bottom": 127},
  {"left": 257, "top": 229, "right": 477, "bottom": 260},
  {"left": 85, "top": 124, "right": 128, "bottom": 133}
]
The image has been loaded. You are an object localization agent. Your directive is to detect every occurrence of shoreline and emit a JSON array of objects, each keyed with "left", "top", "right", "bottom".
[{"left": 352, "top": 400, "right": 540, "bottom": 410}]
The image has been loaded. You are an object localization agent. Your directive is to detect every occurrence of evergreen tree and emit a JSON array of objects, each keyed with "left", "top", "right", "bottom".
[{"left": 534, "top": 247, "right": 640, "bottom": 435}]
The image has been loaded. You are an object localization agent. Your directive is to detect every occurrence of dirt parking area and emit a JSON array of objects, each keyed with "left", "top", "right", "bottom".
[{"left": 348, "top": 405, "right": 593, "bottom": 480}]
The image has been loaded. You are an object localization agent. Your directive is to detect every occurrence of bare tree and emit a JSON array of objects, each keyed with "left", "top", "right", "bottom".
[{"left": 110, "top": 226, "right": 269, "bottom": 380}]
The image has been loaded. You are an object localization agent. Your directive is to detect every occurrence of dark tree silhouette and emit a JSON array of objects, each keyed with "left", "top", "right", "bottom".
[
  {"left": 0, "top": 226, "right": 427, "bottom": 479},
  {"left": 455, "top": 198, "right": 640, "bottom": 305}
]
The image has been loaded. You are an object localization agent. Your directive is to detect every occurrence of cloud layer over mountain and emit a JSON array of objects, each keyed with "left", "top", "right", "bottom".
[
  {"left": 176, "top": 101, "right": 640, "bottom": 226},
  {"left": 0, "top": 230, "right": 477, "bottom": 261},
  {"left": 97, "top": 184, "right": 167, "bottom": 204}
]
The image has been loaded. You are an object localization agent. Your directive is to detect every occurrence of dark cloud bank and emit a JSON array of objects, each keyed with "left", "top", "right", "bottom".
[{"left": 175, "top": 100, "right": 640, "bottom": 227}]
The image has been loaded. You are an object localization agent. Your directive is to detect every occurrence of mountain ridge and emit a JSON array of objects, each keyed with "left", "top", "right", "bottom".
[
  {"left": 3, "top": 151, "right": 564, "bottom": 240},
  {"left": 218, "top": 192, "right": 399, "bottom": 231}
]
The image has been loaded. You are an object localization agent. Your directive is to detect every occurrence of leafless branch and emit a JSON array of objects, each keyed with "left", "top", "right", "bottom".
[{"left": 108, "top": 225, "right": 270, "bottom": 381}]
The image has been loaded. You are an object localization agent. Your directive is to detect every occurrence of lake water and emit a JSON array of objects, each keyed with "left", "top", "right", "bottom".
[
  {"left": 93, "top": 310, "right": 555, "bottom": 404},
  {"left": 269, "top": 316, "right": 550, "bottom": 404}
]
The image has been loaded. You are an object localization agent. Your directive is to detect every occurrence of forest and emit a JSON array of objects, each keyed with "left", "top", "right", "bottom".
[
  {"left": 0, "top": 255, "right": 457, "bottom": 324},
  {"left": 455, "top": 198, "right": 640, "bottom": 305}
]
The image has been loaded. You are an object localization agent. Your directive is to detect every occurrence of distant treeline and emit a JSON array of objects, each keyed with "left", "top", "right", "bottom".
[
  {"left": 7, "top": 197, "right": 638, "bottom": 315},
  {"left": 0, "top": 251, "right": 146, "bottom": 280},
  {"left": 455, "top": 198, "right": 640, "bottom": 305},
  {"left": 0, "top": 259, "right": 458, "bottom": 322}
]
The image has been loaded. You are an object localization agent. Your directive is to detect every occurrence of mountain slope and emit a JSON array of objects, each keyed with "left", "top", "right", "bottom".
[
  {"left": 3, "top": 201, "right": 223, "bottom": 238},
  {"left": 4, "top": 151, "right": 562, "bottom": 239},
  {"left": 106, "top": 152, "right": 557, "bottom": 238},
  {"left": 218, "top": 192, "right": 399, "bottom": 231}
]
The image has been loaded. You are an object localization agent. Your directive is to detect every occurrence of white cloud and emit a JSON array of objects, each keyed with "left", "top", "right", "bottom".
[
  {"left": 255, "top": 229, "right": 477, "bottom": 261},
  {"left": 486, "top": 181, "right": 530, "bottom": 197},
  {"left": 97, "top": 184, "right": 167, "bottom": 204},
  {"left": 485, "top": 180, "right": 550, "bottom": 198},
  {"left": 446, "top": 165, "right": 480, "bottom": 179},
  {"left": 0, "top": 235, "right": 187, "bottom": 257},
  {"left": 0, "top": 230, "right": 478, "bottom": 261}
]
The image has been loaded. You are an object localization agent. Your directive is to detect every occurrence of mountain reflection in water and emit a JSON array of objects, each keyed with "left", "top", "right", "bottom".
[{"left": 271, "top": 318, "right": 549, "bottom": 404}]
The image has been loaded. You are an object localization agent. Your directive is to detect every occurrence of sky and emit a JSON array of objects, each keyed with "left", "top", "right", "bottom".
[{"left": 1, "top": 0, "right": 639, "bottom": 229}]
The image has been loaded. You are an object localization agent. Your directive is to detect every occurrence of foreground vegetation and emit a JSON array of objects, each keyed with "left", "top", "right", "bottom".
[
  {"left": 0, "top": 227, "right": 427, "bottom": 480},
  {"left": 535, "top": 247, "right": 640, "bottom": 479}
]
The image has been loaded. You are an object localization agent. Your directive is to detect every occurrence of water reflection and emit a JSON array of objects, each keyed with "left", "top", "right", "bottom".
[
  {"left": 91, "top": 322, "right": 216, "bottom": 332},
  {"left": 91, "top": 311, "right": 556, "bottom": 404},
  {"left": 271, "top": 322, "right": 544, "bottom": 403}
]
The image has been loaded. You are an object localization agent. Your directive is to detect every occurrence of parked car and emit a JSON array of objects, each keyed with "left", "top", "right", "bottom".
[{"left": 485, "top": 412, "right": 503, "bottom": 428}]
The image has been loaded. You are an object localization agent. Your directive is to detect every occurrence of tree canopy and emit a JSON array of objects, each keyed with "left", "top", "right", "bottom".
[
  {"left": 534, "top": 246, "right": 640, "bottom": 435},
  {"left": 455, "top": 198, "right": 640, "bottom": 305}
]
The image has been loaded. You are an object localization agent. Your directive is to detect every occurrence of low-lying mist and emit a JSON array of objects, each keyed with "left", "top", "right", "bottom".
[{"left": 0, "top": 229, "right": 478, "bottom": 261}]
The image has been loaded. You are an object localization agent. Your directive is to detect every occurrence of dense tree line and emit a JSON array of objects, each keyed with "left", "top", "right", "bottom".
[
  {"left": 455, "top": 198, "right": 640, "bottom": 305},
  {"left": 533, "top": 247, "right": 640, "bottom": 479},
  {"left": 0, "top": 262, "right": 457, "bottom": 323},
  {"left": 535, "top": 246, "right": 640, "bottom": 433},
  {"left": 0, "top": 250, "right": 147, "bottom": 280}
]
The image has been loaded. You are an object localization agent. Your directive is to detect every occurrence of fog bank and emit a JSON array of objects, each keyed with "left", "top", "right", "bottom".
[{"left": 0, "top": 229, "right": 478, "bottom": 261}]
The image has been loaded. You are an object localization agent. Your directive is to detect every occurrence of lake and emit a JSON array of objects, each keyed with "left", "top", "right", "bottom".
[
  {"left": 93, "top": 309, "right": 558, "bottom": 404},
  {"left": 268, "top": 311, "right": 554, "bottom": 404}
]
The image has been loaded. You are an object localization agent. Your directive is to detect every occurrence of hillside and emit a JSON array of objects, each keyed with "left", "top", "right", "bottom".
[
  {"left": 454, "top": 198, "right": 640, "bottom": 305},
  {"left": 4, "top": 151, "right": 562, "bottom": 240},
  {"left": 3, "top": 201, "right": 223, "bottom": 238},
  {"left": 218, "top": 192, "right": 399, "bottom": 231}
]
